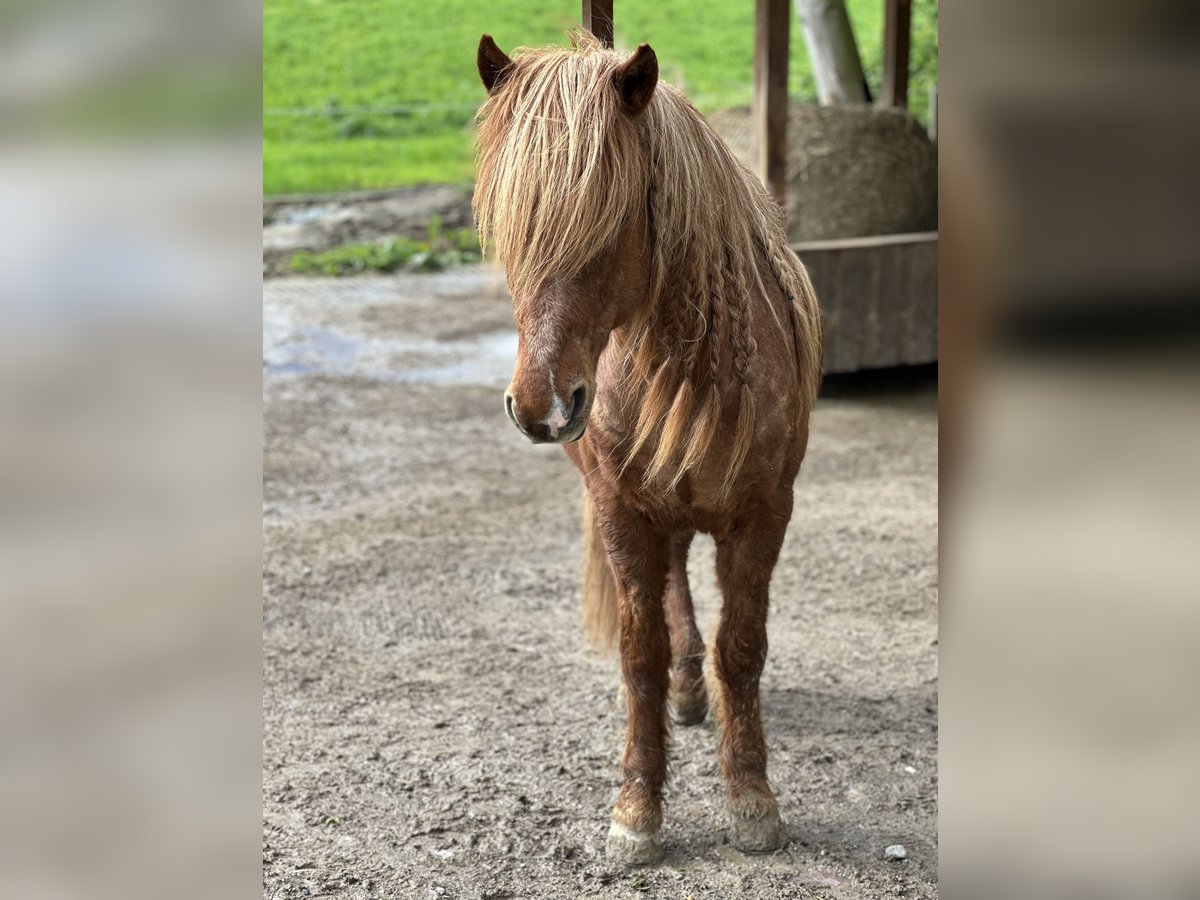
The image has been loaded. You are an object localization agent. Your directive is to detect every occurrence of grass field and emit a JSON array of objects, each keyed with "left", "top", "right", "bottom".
[{"left": 264, "top": 0, "right": 937, "bottom": 196}]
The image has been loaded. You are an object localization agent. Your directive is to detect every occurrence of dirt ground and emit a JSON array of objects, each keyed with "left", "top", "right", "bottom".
[{"left": 263, "top": 266, "right": 938, "bottom": 899}]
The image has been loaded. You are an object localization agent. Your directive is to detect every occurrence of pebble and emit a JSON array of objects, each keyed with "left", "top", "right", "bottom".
[{"left": 884, "top": 844, "right": 908, "bottom": 860}]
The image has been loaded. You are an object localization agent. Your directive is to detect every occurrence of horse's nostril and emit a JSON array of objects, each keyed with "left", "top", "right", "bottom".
[
  {"left": 505, "top": 393, "right": 517, "bottom": 426},
  {"left": 569, "top": 385, "right": 588, "bottom": 422}
]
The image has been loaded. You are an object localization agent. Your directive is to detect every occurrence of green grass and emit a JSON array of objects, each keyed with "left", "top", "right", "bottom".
[
  {"left": 288, "top": 221, "right": 481, "bottom": 275},
  {"left": 264, "top": 0, "right": 938, "bottom": 196},
  {"left": 264, "top": 133, "right": 474, "bottom": 195}
]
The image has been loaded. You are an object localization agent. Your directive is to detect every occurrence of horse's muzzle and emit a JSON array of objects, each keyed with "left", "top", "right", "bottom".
[{"left": 504, "top": 383, "right": 590, "bottom": 444}]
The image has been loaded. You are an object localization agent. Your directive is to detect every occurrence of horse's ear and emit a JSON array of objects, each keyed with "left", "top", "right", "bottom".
[
  {"left": 478, "top": 34, "right": 512, "bottom": 94},
  {"left": 613, "top": 43, "right": 658, "bottom": 115}
]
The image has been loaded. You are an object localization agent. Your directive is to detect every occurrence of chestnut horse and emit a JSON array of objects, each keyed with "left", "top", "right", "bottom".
[{"left": 474, "top": 32, "right": 822, "bottom": 865}]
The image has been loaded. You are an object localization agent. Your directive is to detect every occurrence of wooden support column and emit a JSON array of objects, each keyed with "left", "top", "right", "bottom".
[
  {"left": 754, "top": 0, "right": 790, "bottom": 206},
  {"left": 582, "top": 0, "right": 614, "bottom": 48},
  {"left": 882, "top": 0, "right": 911, "bottom": 109}
]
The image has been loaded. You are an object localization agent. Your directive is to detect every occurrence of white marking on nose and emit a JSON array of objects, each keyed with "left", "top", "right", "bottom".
[{"left": 545, "top": 375, "right": 570, "bottom": 439}]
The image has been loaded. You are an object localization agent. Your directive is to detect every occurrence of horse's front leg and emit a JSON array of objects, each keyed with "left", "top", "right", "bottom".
[
  {"left": 712, "top": 499, "right": 791, "bottom": 853},
  {"left": 599, "top": 504, "right": 672, "bottom": 866}
]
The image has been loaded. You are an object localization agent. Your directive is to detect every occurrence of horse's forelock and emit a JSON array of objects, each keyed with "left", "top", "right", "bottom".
[{"left": 474, "top": 35, "right": 645, "bottom": 304}]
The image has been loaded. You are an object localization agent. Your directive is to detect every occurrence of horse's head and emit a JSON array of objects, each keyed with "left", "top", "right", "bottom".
[{"left": 474, "top": 33, "right": 659, "bottom": 444}]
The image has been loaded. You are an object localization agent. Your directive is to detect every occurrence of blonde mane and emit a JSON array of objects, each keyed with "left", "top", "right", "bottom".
[{"left": 475, "top": 32, "right": 822, "bottom": 494}]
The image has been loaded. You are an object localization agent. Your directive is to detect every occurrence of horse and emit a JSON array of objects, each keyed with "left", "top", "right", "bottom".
[{"left": 473, "top": 31, "right": 823, "bottom": 865}]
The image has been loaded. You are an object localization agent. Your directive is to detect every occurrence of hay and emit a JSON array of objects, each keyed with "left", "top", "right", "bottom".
[{"left": 709, "top": 104, "right": 937, "bottom": 242}]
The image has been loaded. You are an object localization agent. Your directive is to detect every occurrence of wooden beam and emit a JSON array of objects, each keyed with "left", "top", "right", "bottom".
[
  {"left": 882, "top": 0, "right": 911, "bottom": 109},
  {"left": 582, "top": 0, "right": 614, "bottom": 48},
  {"left": 754, "top": 0, "right": 790, "bottom": 206}
]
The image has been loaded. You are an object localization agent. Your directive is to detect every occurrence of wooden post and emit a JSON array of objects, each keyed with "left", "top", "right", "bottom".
[
  {"left": 882, "top": 0, "right": 911, "bottom": 109},
  {"left": 754, "top": 0, "right": 790, "bottom": 205},
  {"left": 582, "top": 0, "right": 614, "bottom": 48}
]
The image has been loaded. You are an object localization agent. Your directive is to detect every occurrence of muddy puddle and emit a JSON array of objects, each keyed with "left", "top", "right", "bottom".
[
  {"left": 264, "top": 324, "right": 517, "bottom": 387},
  {"left": 263, "top": 267, "right": 517, "bottom": 387}
]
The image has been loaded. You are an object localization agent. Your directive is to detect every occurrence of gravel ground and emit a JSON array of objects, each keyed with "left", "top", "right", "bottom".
[{"left": 263, "top": 267, "right": 938, "bottom": 899}]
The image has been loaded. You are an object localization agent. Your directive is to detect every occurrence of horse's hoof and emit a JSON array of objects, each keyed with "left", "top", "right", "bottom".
[
  {"left": 605, "top": 822, "right": 665, "bottom": 866},
  {"left": 730, "top": 807, "right": 787, "bottom": 853},
  {"left": 668, "top": 679, "right": 708, "bottom": 726},
  {"left": 668, "top": 694, "right": 708, "bottom": 726}
]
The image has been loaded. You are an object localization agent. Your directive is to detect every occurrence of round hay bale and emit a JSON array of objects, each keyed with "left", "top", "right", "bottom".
[{"left": 709, "top": 104, "right": 938, "bottom": 242}]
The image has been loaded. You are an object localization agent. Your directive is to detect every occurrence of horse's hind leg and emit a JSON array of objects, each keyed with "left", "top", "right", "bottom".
[
  {"left": 664, "top": 530, "right": 708, "bottom": 726},
  {"left": 711, "top": 501, "right": 791, "bottom": 852}
]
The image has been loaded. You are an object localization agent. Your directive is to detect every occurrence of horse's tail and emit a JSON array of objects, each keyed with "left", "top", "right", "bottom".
[{"left": 581, "top": 487, "right": 619, "bottom": 653}]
